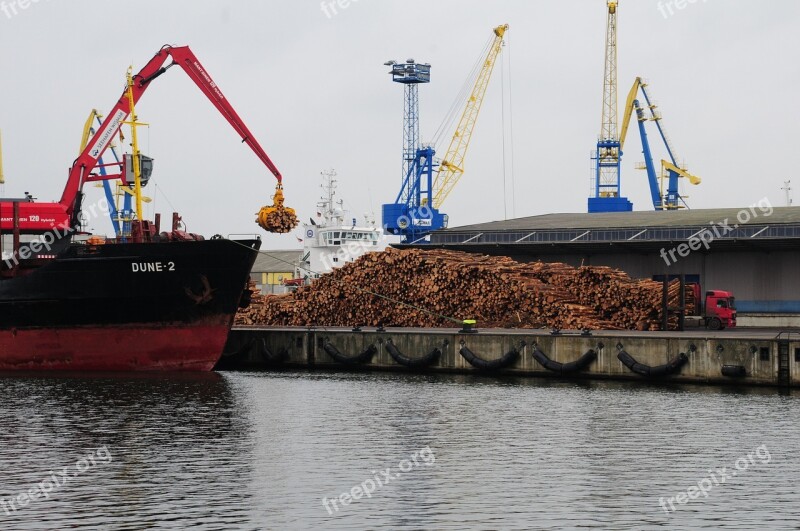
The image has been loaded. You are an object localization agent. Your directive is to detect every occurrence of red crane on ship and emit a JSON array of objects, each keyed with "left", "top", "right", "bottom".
[{"left": 0, "top": 45, "right": 297, "bottom": 237}]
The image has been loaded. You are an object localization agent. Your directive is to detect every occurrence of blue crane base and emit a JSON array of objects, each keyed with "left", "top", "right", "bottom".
[
  {"left": 588, "top": 197, "right": 633, "bottom": 213},
  {"left": 382, "top": 203, "right": 448, "bottom": 244}
]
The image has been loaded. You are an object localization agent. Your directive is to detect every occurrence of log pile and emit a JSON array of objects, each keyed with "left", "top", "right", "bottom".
[{"left": 236, "top": 248, "right": 684, "bottom": 330}]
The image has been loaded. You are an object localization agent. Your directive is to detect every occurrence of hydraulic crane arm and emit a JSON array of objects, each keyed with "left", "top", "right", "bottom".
[
  {"left": 60, "top": 45, "right": 284, "bottom": 217},
  {"left": 431, "top": 25, "right": 508, "bottom": 209}
]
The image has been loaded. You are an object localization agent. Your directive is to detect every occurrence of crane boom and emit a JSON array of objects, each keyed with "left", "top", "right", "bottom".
[
  {"left": 0, "top": 45, "right": 295, "bottom": 234},
  {"left": 60, "top": 45, "right": 282, "bottom": 217},
  {"left": 619, "top": 77, "right": 642, "bottom": 151},
  {"left": 79, "top": 110, "right": 132, "bottom": 238},
  {"left": 431, "top": 24, "right": 507, "bottom": 209}
]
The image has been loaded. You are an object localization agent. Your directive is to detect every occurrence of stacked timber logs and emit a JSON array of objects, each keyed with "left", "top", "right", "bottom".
[
  {"left": 236, "top": 248, "right": 684, "bottom": 330},
  {"left": 260, "top": 208, "right": 299, "bottom": 233},
  {"left": 684, "top": 284, "right": 697, "bottom": 316}
]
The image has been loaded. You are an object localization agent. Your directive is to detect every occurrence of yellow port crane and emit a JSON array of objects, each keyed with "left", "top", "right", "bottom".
[{"left": 432, "top": 24, "right": 508, "bottom": 208}]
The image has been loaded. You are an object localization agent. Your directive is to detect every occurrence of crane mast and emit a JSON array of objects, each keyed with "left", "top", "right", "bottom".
[
  {"left": 432, "top": 24, "right": 508, "bottom": 208},
  {"left": 589, "top": 0, "right": 632, "bottom": 213},
  {"left": 600, "top": 3, "right": 618, "bottom": 146},
  {"left": 386, "top": 59, "right": 431, "bottom": 210}
]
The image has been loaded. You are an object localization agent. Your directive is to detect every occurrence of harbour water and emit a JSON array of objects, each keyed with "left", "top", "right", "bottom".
[{"left": 1, "top": 371, "right": 799, "bottom": 529}]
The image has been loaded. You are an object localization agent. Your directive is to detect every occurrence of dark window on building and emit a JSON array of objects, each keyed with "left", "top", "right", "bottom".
[
  {"left": 795, "top": 348, "right": 800, "bottom": 363},
  {"left": 760, "top": 347, "right": 770, "bottom": 361}
]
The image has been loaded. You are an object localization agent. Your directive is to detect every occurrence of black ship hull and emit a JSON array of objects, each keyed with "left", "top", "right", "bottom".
[{"left": 0, "top": 238, "right": 260, "bottom": 371}]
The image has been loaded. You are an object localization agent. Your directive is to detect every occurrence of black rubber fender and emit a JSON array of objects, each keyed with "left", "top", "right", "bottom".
[
  {"left": 385, "top": 341, "right": 441, "bottom": 368},
  {"left": 721, "top": 365, "right": 747, "bottom": 378},
  {"left": 459, "top": 345, "right": 520, "bottom": 370},
  {"left": 249, "top": 337, "right": 288, "bottom": 364},
  {"left": 617, "top": 350, "right": 688, "bottom": 378},
  {"left": 323, "top": 341, "right": 377, "bottom": 365},
  {"left": 532, "top": 347, "right": 596, "bottom": 376}
]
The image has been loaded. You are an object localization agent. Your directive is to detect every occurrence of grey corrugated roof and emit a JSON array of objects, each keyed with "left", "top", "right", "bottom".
[
  {"left": 251, "top": 249, "right": 301, "bottom": 273},
  {"left": 441, "top": 206, "right": 800, "bottom": 232}
]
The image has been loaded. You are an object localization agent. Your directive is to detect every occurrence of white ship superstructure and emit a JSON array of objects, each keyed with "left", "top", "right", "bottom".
[{"left": 293, "top": 170, "right": 386, "bottom": 283}]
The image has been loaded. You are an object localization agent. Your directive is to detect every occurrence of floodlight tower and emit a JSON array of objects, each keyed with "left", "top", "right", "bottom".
[
  {"left": 385, "top": 59, "right": 431, "bottom": 205},
  {"left": 589, "top": 0, "right": 632, "bottom": 213}
]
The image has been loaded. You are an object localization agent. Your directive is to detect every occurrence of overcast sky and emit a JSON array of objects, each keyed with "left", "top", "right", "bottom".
[{"left": 1, "top": 0, "right": 798, "bottom": 248}]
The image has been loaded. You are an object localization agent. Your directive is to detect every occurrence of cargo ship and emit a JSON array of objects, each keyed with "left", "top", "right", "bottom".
[
  {"left": 0, "top": 45, "right": 298, "bottom": 371},
  {"left": 0, "top": 235, "right": 260, "bottom": 371}
]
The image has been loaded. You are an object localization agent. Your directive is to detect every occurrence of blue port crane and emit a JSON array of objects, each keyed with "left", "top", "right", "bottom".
[
  {"left": 588, "top": 1, "right": 699, "bottom": 212},
  {"left": 382, "top": 25, "right": 508, "bottom": 243},
  {"left": 380, "top": 58, "right": 441, "bottom": 244},
  {"left": 619, "top": 77, "right": 701, "bottom": 210}
]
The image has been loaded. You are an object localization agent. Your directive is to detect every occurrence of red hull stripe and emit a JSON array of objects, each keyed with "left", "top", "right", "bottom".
[{"left": 0, "top": 325, "right": 230, "bottom": 371}]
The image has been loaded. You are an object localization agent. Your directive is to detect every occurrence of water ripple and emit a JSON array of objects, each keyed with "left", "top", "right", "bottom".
[{"left": 0, "top": 371, "right": 798, "bottom": 529}]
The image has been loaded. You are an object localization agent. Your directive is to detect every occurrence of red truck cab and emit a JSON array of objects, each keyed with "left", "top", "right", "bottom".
[
  {"left": 686, "top": 284, "right": 737, "bottom": 330},
  {"left": 703, "top": 289, "right": 737, "bottom": 330}
]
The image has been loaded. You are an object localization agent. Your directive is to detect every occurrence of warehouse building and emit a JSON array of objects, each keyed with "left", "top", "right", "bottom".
[
  {"left": 249, "top": 250, "right": 301, "bottom": 294},
  {"left": 409, "top": 207, "right": 800, "bottom": 327}
]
